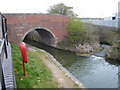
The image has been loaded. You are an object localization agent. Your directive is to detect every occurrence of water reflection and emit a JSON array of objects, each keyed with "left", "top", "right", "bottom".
[
  {"left": 66, "top": 55, "right": 118, "bottom": 88},
  {"left": 24, "top": 40, "right": 119, "bottom": 88},
  {"left": 24, "top": 40, "right": 86, "bottom": 66}
]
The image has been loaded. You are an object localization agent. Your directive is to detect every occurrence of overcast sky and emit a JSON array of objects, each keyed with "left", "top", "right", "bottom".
[{"left": 0, "top": 0, "right": 119, "bottom": 18}]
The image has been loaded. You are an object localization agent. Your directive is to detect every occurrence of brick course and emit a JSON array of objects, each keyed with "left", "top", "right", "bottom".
[{"left": 4, "top": 13, "right": 69, "bottom": 44}]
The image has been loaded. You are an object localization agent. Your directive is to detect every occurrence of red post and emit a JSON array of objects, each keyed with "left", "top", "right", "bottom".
[
  {"left": 22, "top": 61, "right": 26, "bottom": 76},
  {"left": 20, "top": 42, "right": 28, "bottom": 76}
]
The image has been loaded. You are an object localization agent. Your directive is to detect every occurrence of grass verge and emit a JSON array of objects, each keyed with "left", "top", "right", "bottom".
[{"left": 11, "top": 43, "right": 58, "bottom": 88}]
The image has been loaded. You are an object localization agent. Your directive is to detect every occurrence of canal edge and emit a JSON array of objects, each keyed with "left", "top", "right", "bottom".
[{"left": 39, "top": 49, "right": 85, "bottom": 89}]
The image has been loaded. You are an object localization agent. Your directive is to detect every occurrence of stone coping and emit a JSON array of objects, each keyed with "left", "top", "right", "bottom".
[{"left": 3, "top": 13, "right": 68, "bottom": 17}]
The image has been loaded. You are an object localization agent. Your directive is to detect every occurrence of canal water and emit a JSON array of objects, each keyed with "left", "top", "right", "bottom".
[{"left": 25, "top": 40, "right": 120, "bottom": 88}]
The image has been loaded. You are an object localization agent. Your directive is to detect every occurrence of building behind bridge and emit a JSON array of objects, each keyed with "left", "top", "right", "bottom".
[{"left": 81, "top": 13, "right": 119, "bottom": 27}]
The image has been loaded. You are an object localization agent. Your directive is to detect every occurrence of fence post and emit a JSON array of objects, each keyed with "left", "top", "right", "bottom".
[
  {"left": 1, "top": 16, "right": 8, "bottom": 59},
  {"left": 5, "top": 18, "right": 8, "bottom": 46}
]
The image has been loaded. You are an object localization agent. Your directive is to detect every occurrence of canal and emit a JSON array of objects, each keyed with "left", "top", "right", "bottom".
[{"left": 24, "top": 40, "right": 120, "bottom": 88}]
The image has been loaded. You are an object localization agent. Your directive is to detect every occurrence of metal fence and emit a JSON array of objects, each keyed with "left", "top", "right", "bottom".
[{"left": 0, "top": 12, "right": 8, "bottom": 89}]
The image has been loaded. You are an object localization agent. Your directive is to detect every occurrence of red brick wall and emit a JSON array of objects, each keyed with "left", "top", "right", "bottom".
[{"left": 4, "top": 14, "right": 69, "bottom": 44}]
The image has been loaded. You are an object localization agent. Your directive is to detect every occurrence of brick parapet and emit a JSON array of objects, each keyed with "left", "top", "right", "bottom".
[{"left": 3, "top": 13, "right": 69, "bottom": 44}]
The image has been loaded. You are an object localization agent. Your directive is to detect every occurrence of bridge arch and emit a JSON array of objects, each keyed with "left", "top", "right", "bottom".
[
  {"left": 4, "top": 14, "right": 69, "bottom": 44},
  {"left": 22, "top": 27, "right": 57, "bottom": 46}
]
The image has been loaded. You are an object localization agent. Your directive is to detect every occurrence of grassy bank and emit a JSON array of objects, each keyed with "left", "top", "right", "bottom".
[
  {"left": 11, "top": 43, "right": 58, "bottom": 88},
  {"left": 105, "top": 42, "right": 120, "bottom": 61}
]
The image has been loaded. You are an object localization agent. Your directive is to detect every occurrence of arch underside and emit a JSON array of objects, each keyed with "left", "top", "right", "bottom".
[{"left": 23, "top": 27, "right": 57, "bottom": 46}]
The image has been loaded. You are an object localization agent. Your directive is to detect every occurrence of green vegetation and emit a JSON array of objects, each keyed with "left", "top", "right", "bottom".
[
  {"left": 98, "top": 29, "right": 118, "bottom": 45},
  {"left": 66, "top": 19, "right": 96, "bottom": 44},
  {"left": 58, "top": 19, "right": 97, "bottom": 49},
  {"left": 105, "top": 42, "right": 120, "bottom": 61},
  {"left": 67, "top": 18, "right": 85, "bottom": 34},
  {"left": 58, "top": 18, "right": 118, "bottom": 58},
  {"left": 97, "top": 27, "right": 119, "bottom": 61},
  {"left": 11, "top": 43, "right": 58, "bottom": 88},
  {"left": 66, "top": 19, "right": 85, "bottom": 44},
  {"left": 47, "top": 3, "right": 77, "bottom": 17},
  {"left": 65, "top": 19, "right": 118, "bottom": 46}
]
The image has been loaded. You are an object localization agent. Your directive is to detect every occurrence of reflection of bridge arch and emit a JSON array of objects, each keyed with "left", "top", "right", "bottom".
[{"left": 22, "top": 27, "right": 57, "bottom": 46}]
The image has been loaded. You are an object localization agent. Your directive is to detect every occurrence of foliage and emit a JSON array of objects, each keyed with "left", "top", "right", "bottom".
[
  {"left": 47, "top": 3, "right": 77, "bottom": 17},
  {"left": 105, "top": 45, "right": 120, "bottom": 61},
  {"left": 11, "top": 43, "right": 58, "bottom": 88},
  {"left": 65, "top": 18, "right": 97, "bottom": 45},
  {"left": 97, "top": 29, "right": 118, "bottom": 45},
  {"left": 105, "top": 40, "right": 120, "bottom": 61},
  {"left": 58, "top": 20, "right": 118, "bottom": 55},
  {"left": 67, "top": 18, "right": 85, "bottom": 33}
]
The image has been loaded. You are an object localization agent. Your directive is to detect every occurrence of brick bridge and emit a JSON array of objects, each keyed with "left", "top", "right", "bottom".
[{"left": 4, "top": 13, "right": 69, "bottom": 46}]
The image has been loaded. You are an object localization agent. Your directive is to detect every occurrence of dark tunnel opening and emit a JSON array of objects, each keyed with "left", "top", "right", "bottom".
[{"left": 23, "top": 28, "right": 57, "bottom": 46}]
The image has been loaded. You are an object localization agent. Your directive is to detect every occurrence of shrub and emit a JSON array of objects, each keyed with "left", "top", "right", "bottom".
[
  {"left": 66, "top": 18, "right": 97, "bottom": 45},
  {"left": 67, "top": 18, "right": 85, "bottom": 33},
  {"left": 98, "top": 29, "right": 118, "bottom": 45}
]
